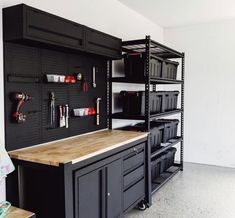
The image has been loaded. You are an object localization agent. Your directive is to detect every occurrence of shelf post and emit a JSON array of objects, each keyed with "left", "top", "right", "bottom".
[
  {"left": 180, "top": 53, "right": 185, "bottom": 171},
  {"left": 145, "top": 35, "right": 152, "bottom": 206},
  {"left": 107, "top": 60, "right": 112, "bottom": 129}
]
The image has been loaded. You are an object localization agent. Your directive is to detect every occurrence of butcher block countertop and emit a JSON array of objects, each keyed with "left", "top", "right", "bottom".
[
  {"left": 6, "top": 206, "right": 35, "bottom": 218},
  {"left": 9, "top": 130, "right": 148, "bottom": 167}
]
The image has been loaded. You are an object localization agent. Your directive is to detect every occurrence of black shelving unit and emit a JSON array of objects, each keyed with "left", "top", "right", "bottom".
[{"left": 108, "top": 35, "right": 185, "bottom": 206}]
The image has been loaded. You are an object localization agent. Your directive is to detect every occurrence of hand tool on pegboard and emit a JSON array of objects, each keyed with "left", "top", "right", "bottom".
[
  {"left": 82, "top": 77, "right": 88, "bottom": 92},
  {"left": 92, "top": 66, "right": 97, "bottom": 88},
  {"left": 96, "top": 98, "right": 101, "bottom": 125},
  {"left": 59, "top": 105, "right": 64, "bottom": 128},
  {"left": 11, "top": 92, "right": 33, "bottom": 124},
  {"left": 65, "top": 104, "right": 69, "bottom": 128},
  {"left": 49, "top": 92, "right": 55, "bottom": 127}
]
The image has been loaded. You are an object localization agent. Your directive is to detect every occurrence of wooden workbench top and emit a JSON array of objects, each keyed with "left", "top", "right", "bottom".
[
  {"left": 6, "top": 206, "right": 35, "bottom": 218},
  {"left": 9, "top": 130, "right": 148, "bottom": 167}
]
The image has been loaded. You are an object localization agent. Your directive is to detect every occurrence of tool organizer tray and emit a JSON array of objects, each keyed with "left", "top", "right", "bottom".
[{"left": 4, "top": 42, "right": 108, "bottom": 151}]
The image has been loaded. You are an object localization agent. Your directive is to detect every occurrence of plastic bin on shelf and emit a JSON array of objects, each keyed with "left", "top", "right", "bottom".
[
  {"left": 124, "top": 53, "right": 162, "bottom": 79},
  {"left": 151, "top": 155, "right": 162, "bottom": 181},
  {"left": 167, "top": 147, "right": 177, "bottom": 168},
  {"left": 164, "top": 91, "right": 179, "bottom": 112},
  {"left": 156, "top": 119, "right": 179, "bottom": 143},
  {"left": 162, "top": 59, "right": 179, "bottom": 80},
  {"left": 135, "top": 121, "right": 165, "bottom": 150},
  {"left": 120, "top": 91, "right": 165, "bottom": 116},
  {"left": 151, "top": 148, "right": 177, "bottom": 181}
]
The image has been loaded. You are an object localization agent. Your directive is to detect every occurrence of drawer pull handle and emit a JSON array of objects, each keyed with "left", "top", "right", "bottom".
[{"left": 133, "top": 148, "right": 138, "bottom": 154}]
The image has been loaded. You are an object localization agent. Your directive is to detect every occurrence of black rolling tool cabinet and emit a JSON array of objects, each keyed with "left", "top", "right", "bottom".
[{"left": 110, "top": 36, "right": 185, "bottom": 204}]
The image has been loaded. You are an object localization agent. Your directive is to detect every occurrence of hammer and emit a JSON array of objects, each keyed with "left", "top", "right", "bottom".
[{"left": 96, "top": 98, "right": 101, "bottom": 125}]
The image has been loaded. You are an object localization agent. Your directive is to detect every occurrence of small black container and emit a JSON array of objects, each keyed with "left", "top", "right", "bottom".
[
  {"left": 167, "top": 147, "right": 177, "bottom": 168},
  {"left": 156, "top": 119, "right": 179, "bottom": 143},
  {"left": 160, "top": 152, "right": 168, "bottom": 173},
  {"left": 124, "top": 53, "right": 162, "bottom": 79},
  {"left": 135, "top": 121, "right": 165, "bottom": 150},
  {"left": 120, "top": 91, "right": 165, "bottom": 116},
  {"left": 164, "top": 91, "right": 179, "bottom": 112},
  {"left": 162, "top": 59, "right": 179, "bottom": 80},
  {"left": 151, "top": 155, "right": 162, "bottom": 181}
]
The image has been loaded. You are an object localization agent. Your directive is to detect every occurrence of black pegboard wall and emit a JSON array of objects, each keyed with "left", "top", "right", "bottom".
[{"left": 4, "top": 43, "right": 108, "bottom": 151}]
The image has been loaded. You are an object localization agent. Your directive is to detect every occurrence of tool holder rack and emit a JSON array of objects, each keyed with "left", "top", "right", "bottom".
[{"left": 108, "top": 35, "right": 185, "bottom": 205}]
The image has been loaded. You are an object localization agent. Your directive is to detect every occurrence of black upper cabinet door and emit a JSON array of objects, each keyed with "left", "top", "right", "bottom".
[
  {"left": 3, "top": 4, "right": 84, "bottom": 51},
  {"left": 85, "top": 28, "right": 122, "bottom": 59},
  {"left": 106, "top": 159, "right": 122, "bottom": 218},
  {"left": 3, "top": 4, "right": 122, "bottom": 59},
  {"left": 26, "top": 7, "right": 84, "bottom": 49}
]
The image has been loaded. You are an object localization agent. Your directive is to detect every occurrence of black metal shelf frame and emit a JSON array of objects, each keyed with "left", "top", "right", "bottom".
[
  {"left": 108, "top": 35, "right": 185, "bottom": 205},
  {"left": 112, "top": 109, "right": 182, "bottom": 120},
  {"left": 111, "top": 77, "right": 183, "bottom": 85}
]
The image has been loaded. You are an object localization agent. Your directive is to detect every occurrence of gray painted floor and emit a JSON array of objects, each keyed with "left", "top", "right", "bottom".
[{"left": 126, "top": 163, "right": 235, "bottom": 218}]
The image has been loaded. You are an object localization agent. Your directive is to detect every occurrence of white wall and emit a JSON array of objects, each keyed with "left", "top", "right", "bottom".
[
  {"left": 164, "top": 20, "right": 235, "bottom": 168},
  {"left": 0, "top": 0, "right": 163, "bottom": 201}
]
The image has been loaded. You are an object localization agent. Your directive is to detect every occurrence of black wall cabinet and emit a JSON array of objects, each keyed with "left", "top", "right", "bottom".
[
  {"left": 3, "top": 4, "right": 121, "bottom": 59},
  {"left": 86, "top": 27, "right": 122, "bottom": 59}
]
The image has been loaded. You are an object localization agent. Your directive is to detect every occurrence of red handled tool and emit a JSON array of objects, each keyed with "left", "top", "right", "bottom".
[
  {"left": 82, "top": 77, "right": 88, "bottom": 92},
  {"left": 11, "top": 92, "right": 33, "bottom": 123}
]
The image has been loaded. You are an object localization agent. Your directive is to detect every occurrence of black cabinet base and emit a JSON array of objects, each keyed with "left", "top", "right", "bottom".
[{"left": 7, "top": 138, "right": 148, "bottom": 218}]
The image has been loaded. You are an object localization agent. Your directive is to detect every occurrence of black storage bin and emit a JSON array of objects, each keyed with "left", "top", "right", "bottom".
[
  {"left": 149, "top": 57, "right": 162, "bottom": 78},
  {"left": 124, "top": 54, "right": 162, "bottom": 79},
  {"left": 151, "top": 156, "right": 162, "bottom": 181},
  {"left": 124, "top": 54, "right": 144, "bottom": 79},
  {"left": 157, "top": 119, "right": 179, "bottom": 143},
  {"left": 164, "top": 91, "right": 179, "bottom": 111},
  {"left": 120, "top": 91, "right": 165, "bottom": 116},
  {"left": 121, "top": 121, "right": 164, "bottom": 150},
  {"left": 167, "top": 147, "right": 177, "bottom": 168},
  {"left": 135, "top": 121, "right": 164, "bottom": 150},
  {"left": 162, "top": 60, "right": 179, "bottom": 80},
  {"left": 160, "top": 152, "right": 168, "bottom": 173}
]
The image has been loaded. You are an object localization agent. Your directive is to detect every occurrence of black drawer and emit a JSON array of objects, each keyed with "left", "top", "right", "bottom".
[
  {"left": 123, "top": 178, "right": 145, "bottom": 211},
  {"left": 123, "top": 143, "right": 145, "bottom": 173},
  {"left": 124, "top": 165, "right": 144, "bottom": 189},
  {"left": 85, "top": 28, "right": 121, "bottom": 59},
  {"left": 26, "top": 8, "right": 84, "bottom": 49}
]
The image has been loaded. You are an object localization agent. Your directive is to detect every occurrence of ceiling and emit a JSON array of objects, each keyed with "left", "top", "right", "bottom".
[{"left": 118, "top": 0, "right": 235, "bottom": 27}]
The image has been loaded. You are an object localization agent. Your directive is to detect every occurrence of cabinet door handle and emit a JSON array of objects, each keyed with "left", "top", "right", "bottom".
[
  {"left": 133, "top": 148, "right": 138, "bottom": 154},
  {"left": 107, "top": 192, "right": 111, "bottom": 197}
]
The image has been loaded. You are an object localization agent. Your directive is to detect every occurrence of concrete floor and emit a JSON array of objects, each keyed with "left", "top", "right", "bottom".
[{"left": 126, "top": 163, "right": 235, "bottom": 218}]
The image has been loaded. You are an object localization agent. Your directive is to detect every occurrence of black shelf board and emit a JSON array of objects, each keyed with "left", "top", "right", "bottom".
[
  {"left": 150, "top": 77, "right": 183, "bottom": 84},
  {"left": 122, "top": 38, "right": 183, "bottom": 59},
  {"left": 112, "top": 109, "right": 182, "bottom": 120},
  {"left": 151, "top": 137, "right": 182, "bottom": 158},
  {"left": 150, "top": 109, "right": 182, "bottom": 119},
  {"left": 111, "top": 77, "right": 146, "bottom": 84},
  {"left": 111, "top": 77, "right": 183, "bottom": 85},
  {"left": 111, "top": 113, "right": 145, "bottom": 120},
  {"left": 151, "top": 166, "right": 181, "bottom": 195}
]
